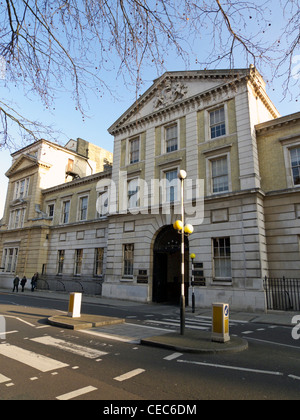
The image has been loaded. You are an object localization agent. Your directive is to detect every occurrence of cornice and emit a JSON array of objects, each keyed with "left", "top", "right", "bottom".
[
  {"left": 108, "top": 68, "right": 278, "bottom": 136},
  {"left": 42, "top": 169, "right": 111, "bottom": 195},
  {"left": 109, "top": 78, "right": 244, "bottom": 136},
  {"left": 256, "top": 112, "right": 300, "bottom": 134}
]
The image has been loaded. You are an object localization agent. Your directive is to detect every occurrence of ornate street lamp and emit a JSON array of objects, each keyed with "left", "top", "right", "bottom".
[{"left": 173, "top": 170, "right": 194, "bottom": 335}]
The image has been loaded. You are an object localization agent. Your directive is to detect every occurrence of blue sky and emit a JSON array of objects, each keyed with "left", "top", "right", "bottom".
[{"left": 0, "top": 3, "right": 299, "bottom": 218}]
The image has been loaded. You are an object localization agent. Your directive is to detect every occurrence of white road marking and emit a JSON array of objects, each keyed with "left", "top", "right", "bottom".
[
  {"left": 246, "top": 336, "right": 300, "bottom": 350},
  {"left": 0, "top": 343, "right": 69, "bottom": 372},
  {"left": 0, "top": 374, "right": 11, "bottom": 384},
  {"left": 146, "top": 319, "right": 208, "bottom": 331},
  {"left": 30, "top": 335, "right": 108, "bottom": 359},
  {"left": 127, "top": 323, "right": 173, "bottom": 332},
  {"left": 288, "top": 375, "right": 300, "bottom": 381},
  {"left": 164, "top": 352, "right": 183, "bottom": 361},
  {"left": 80, "top": 329, "right": 133, "bottom": 343},
  {"left": 4, "top": 316, "right": 35, "bottom": 327},
  {"left": 178, "top": 359, "right": 283, "bottom": 376},
  {"left": 56, "top": 386, "right": 97, "bottom": 400},
  {"left": 0, "top": 330, "right": 18, "bottom": 336},
  {"left": 114, "top": 368, "right": 145, "bottom": 382}
]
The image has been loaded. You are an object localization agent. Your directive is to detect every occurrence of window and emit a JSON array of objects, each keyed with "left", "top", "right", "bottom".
[
  {"left": 212, "top": 157, "right": 229, "bottom": 193},
  {"left": 79, "top": 196, "right": 88, "bottom": 221},
  {"left": 74, "top": 249, "right": 83, "bottom": 275},
  {"left": 57, "top": 250, "right": 65, "bottom": 274},
  {"left": 127, "top": 178, "right": 139, "bottom": 209},
  {"left": 48, "top": 204, "right": 55, "bottom": 218},
  {"left": 123, "top": 244, "right": 134, "bottom": 277},
  {"left": 165, "top": 169, "right": 178, "bottom": 203},
  {"left": 1, "top": 248, "right": 18, "bottom": 273},
  {"left": 290, "top": 147, "right": 300, "bottom": 186},
  {"left": 14, "top": 178, "right": 30, "bottom": 200},
  {"left": 97, "top": 191, "right": 109, "bottom": 217},
  {"left": 62, "top": 200, "right": 70, "bottom": 224},
  {"left": 8, "top": 208, "right": 26, "bottom": 229},
  {"left": 213, "top": 238, "right": 231, "bottom": 281},
  {"left": 210, "top": 107, "right": 226, "bottom": 139},
  {"left": 94, "top": 248, "right": 104, "bottom": 277},
  {"left": 165, "top": 124, "right": 178, "bottom": 153},
  {"left": 129, "top": 137, "right": 140, "bottom": 164}
]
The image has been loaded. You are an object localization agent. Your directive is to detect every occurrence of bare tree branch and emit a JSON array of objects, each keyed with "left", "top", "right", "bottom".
[{"left": 0, "top": 0, "right": 299, "bottom": 149}]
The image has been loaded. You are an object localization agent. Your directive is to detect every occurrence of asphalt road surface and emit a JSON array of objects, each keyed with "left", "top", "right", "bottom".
[{"left": 0, "top": 291, "right": 300, "bottom": 402}]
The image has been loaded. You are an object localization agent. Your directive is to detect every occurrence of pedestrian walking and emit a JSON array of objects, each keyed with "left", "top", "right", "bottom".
[
  {"left": 31, "top": 272, "right": 38, "bottom": 292},
  {"left": 12, "top": 275, "right": 20, "bottom": 292},
  {"left": 20, "top": 276, "right": 27, "bottom": 292}
]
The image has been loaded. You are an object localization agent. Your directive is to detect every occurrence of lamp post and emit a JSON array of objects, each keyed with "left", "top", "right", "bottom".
[
  {"left": 190, "top": 253, "right": 196, "bottom": 313},
  {"left": 173, "top": 170, "right": 194, "bottom": 335}
]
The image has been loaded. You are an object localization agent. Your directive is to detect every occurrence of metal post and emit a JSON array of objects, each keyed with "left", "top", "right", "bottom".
[
  {"left": 191, "top": 256, "right": 195, "bottom": 313},
  {"left": 180, "top": 173, "right": 185, "bottom": 336}
]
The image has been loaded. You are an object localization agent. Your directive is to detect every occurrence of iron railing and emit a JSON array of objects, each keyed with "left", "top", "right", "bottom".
[
  {"left": 264, "top": 276, "right": 300, "bottom": 311},
  {"left": 36, "top": 278, "right": 102, "bottom": 295}
]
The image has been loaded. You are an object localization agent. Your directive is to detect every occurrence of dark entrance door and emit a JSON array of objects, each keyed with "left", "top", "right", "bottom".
[{"left": 152, "top": 225, "right": 189, "bottom": 304}]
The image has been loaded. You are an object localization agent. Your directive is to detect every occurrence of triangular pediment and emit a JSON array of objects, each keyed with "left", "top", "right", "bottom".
[
  {"left": 5, "top": 154, "right": 50, "bottom": 178},
  {"left": 108, "top": 68, "right": 255, "bottom": 135}
]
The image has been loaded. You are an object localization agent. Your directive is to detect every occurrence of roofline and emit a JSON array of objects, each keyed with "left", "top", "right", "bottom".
[
  {"left": 42, "top": 167, "right": 112, "bottom": 195},
  {"left": 11, "top": 138, "right": 89, "bottom": 161},
  {"left": 108, "top": 67, "right": 277, "bottom": 135},
  {"left": 256, "top": 111, "right": 300, "bottom": 133}
]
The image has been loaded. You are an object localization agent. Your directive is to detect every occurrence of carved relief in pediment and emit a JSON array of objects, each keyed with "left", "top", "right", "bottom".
[{"left": 154, "top": 80, "right": 188, "bottom": 109}]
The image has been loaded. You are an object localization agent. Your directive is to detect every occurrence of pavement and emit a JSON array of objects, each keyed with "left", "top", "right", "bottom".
[{"left": 1, "top": 287, "right": 297, "bottom": 354}]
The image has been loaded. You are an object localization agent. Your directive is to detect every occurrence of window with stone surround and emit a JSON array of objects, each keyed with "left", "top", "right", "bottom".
[
  {"left": 210, "top": 107, "right": 226, "bottom": 139},
  {"left": 213, "top": 237, "right": 232, "bottom": 282},
  {"left": 290, "top": 147, "right": 300, "bottom": 186},
  {"left": 165, "top": 123, "right": 178, "bottom": 153},
  {"left": 129, "top": 137, "right": 140, "bottom": 164},
  {"left": 123, "top": 244, "right": 134, "bottom": 277},
  {"left": 74, "top": 249, "right": 83, "bottom": 275},
  {"left": 211, "top": 156, "right": 229, "bottom": 193},
  {"left": 94, "top": 248, "right": 104, "bottom": 277},
  {"left": 1, "top": 247, "right": 19, "bottom": 273},
  {"left": 57, "top": 250, "right": 65, "bottom": 275}
]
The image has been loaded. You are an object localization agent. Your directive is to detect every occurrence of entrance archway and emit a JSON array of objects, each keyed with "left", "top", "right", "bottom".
[{"left": 152, "top": 225, "right": 189, "bottom": 304}]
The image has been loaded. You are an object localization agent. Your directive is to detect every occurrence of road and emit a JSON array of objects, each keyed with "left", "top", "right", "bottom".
[{"left": 0, "top": 290, "right": 300, "bottom": 402}]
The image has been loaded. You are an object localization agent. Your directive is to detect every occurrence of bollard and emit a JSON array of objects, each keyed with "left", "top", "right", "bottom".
[
  {"left": 68, "top": 292, "right": 82, "bottom": 318},
  {"left": 0, "top": 316, "right": 6, "bottom": 340},
  {"left": 211, "top": 303, "right": 230, "bottom": 343}
]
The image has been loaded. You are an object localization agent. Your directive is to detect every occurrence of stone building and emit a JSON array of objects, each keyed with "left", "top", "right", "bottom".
[
  {"left": 101, "top": 67, "right": 299, "bottom": 311},
  {"left": 0, "top": 67, "right": 299, "bottom": 312},
  {"left": 0, "top": 138, "right": 112, "bottom": 291}
]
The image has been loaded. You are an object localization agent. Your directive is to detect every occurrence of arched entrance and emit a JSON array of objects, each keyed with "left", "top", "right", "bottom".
[{"left": 152, "top": 225, "right": 189, "bottom": 304}]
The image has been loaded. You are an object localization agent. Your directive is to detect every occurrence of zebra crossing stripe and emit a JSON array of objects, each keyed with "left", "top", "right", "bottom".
[
  {"left": 0, "top": 374, "right": 11, "bottom": 384},
  {"left": 0, "top": 343, "right": 69, "bottom": 372},
  {"left": 30, "top": 336, "right": 108, "bottom": 359}
]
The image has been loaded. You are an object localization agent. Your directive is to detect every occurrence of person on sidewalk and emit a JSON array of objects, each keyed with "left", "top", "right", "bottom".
[
  {"left": 12, "top": 275, "right": 20, "bottom": 292},
  {"left": 31, "top": 272, "right": 38, "bottom": 292},
  {"left": 20, "top": 276, "right": 27, "bottom": 292}
]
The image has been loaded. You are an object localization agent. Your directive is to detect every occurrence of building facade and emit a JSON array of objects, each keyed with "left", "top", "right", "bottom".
[
  {"left": 0, "top": 138, "right": 112, "bottom": 292},
  {"left": 102, "top": 67, "right": 299, "bottom": 311},
  {"left": 0, "top": 67, "right": 299, "bottom": 312}
]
